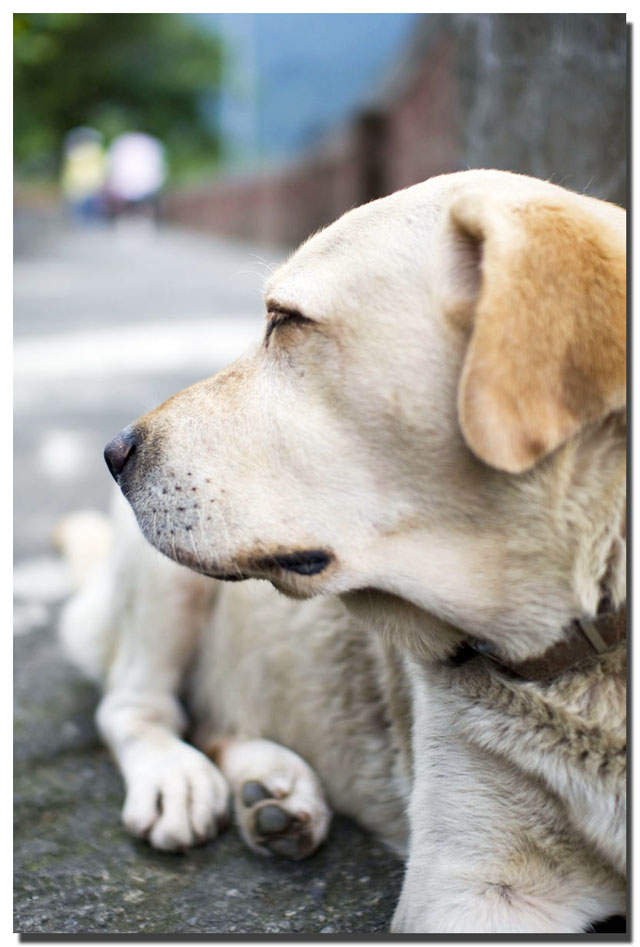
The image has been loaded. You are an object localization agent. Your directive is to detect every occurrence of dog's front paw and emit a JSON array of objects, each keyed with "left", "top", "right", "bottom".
[
  {"left": 210, "top": 738, "right": 331, "bottom": 860},
  {"left": 122, "top": 741, "right": 230, "bottom": 851},
  {"left": 238, "top": 779, "right": 321, "bottom": 859}
]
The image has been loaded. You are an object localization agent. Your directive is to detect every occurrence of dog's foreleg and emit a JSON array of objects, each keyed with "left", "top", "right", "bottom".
[
  {"left": 96, "top": 572, "right": 230, "bottom": 850},
  {"left": 440, "top": 657, "right": 626, "bottom": 876},
  {"left": 89, "top": 497, "right": 230, "bottom": 851},
  {"left": 392, "top": 672, "right": 626, "bottom": 933}
]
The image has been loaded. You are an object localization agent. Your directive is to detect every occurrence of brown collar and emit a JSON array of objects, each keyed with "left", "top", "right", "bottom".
[{"left": 453, "top": 605, "right": 627, "bottom": 682}]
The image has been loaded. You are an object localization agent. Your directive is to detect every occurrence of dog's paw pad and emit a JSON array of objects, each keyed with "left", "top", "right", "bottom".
[
  {"left": 249, "top": 799, "right": 316, "bottom": 859},
  {"left": 255, "top": 802, "right": 291, "bottom": 833},
  {"left": 238, "top": 781, "right": 317, "bottom": 858},
  {"left": 241, "top": 780, "right": 274, "bottom": 807}
]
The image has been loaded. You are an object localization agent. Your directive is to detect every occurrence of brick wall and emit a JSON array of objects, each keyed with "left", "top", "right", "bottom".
[
  {"left": 166, "top": 13, "right": 626, "bottom": 247},
  {"left": 165, "top": 119, "right": 399, "bottom": 248}
]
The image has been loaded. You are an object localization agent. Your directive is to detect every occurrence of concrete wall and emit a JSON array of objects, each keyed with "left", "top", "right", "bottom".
[
  {"left": 449, "top": 14, "right": 627, "bottom": 206},
  {"left": 167, "top": 13, "right": 626, "bottom": 247}
]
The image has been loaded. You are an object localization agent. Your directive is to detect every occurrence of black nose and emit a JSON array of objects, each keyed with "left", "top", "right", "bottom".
[{"left": 104, "top": 427, "right": 138, "bottom": 481}]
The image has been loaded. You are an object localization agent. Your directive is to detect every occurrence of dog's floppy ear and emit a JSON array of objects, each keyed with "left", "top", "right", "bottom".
[{"left": 444, "top": 190, "right": 626, "bottom": 473}]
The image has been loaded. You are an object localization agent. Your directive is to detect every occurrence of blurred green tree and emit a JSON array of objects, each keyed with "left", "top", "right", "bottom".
[{"left": 14, "top": 12, "right": 223, "bottom": 182}]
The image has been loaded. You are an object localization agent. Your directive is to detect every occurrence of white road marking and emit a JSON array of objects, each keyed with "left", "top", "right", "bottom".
[
  {"left": 14, "top": 318, "right": 261, "bottom": 380},
  {"left": 13, "top": 555, "right": 73, "bottom": 603},
  {"left": 13, "top": 602, "right": 50, "bottom": 636}
]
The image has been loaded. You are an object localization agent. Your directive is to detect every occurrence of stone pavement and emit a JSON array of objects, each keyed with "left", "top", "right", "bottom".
[{"left": 13, "top": 213, "right": 404, "bottom": 935}]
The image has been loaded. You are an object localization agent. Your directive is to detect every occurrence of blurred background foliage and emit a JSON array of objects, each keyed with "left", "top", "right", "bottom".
[{"left": 14, "top": 12, "right": 223, "bottom": 183}]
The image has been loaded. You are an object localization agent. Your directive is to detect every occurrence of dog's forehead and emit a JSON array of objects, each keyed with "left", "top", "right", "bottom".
[{"left": 265, "top": 189, "right": 439, "bottom": 314}]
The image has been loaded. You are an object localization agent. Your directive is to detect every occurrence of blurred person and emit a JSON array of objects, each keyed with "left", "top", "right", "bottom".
[
  {"left": 60, "top": 127, "right": 107, "bottom": 224},
  {"left": 105, "top": 131, "right": 166, "bottom": 224}
]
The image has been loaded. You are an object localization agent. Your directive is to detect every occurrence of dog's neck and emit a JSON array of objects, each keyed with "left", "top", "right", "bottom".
[
  {"left": 342, "top": 587, "right": 469, "bottom": 665},
  {"left": 346, "top": 416, "right": 626, "bottom": 672},
  {"left": 344, "top": 549, "right": 626, "bottom": 680}
]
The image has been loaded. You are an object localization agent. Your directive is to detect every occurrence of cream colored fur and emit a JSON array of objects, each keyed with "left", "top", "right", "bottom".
[{"left": 57, "top": 170, "right": 626, "bottom": 933}]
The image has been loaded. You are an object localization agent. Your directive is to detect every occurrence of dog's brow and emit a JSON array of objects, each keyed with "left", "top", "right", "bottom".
[
  {"left": 265, "top": 300, "right": 308, "bottom": 320},
  {"left": 264, "top": 301, "right": 316, "bottom": 347}
]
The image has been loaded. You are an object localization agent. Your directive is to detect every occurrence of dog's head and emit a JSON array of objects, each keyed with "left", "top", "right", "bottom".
[{"left": 106, "top": 170, "right": 626, "bottom": 660}]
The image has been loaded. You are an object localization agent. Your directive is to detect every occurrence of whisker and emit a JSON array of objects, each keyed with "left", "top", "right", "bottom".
[{"left": 187, "top": 527, "right": 205, "bottom": 572}]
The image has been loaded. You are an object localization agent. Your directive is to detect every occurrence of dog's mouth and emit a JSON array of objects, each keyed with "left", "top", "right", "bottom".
[
  {"left": 113, "top": 452, "right": 335, "bottom": 589},
  {"left": 259, "top": 550, "right": 332, "bottom": 576},
  {"left": 172, "top": 547, "right": 334, "bottom": 587},
  {"left": 120, "top": 476, "right": 336, "bottom": 590}
]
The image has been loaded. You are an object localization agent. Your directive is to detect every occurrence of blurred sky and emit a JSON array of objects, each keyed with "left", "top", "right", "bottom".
[{"left": 198, "top": 13, "right": 419, "bottom": 168}]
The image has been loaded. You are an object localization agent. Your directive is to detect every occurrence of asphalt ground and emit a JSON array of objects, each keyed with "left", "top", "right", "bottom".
[{"left": 13, "top": 212, "right": 404, "bottom": 936}]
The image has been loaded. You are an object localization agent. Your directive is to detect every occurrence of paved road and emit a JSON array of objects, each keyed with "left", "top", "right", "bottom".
[{"left": 13, "top": 215, "right": 404, "bottom": 935}]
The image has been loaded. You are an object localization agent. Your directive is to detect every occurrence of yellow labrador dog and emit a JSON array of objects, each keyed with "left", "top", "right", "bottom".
[{"left": 57, "top": 170, "right": 626, "bottom": 933}]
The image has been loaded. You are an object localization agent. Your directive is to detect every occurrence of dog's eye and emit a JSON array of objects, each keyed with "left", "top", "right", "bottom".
[{"left": 265, "top": 306, "right": 313, "bottom": 345}]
